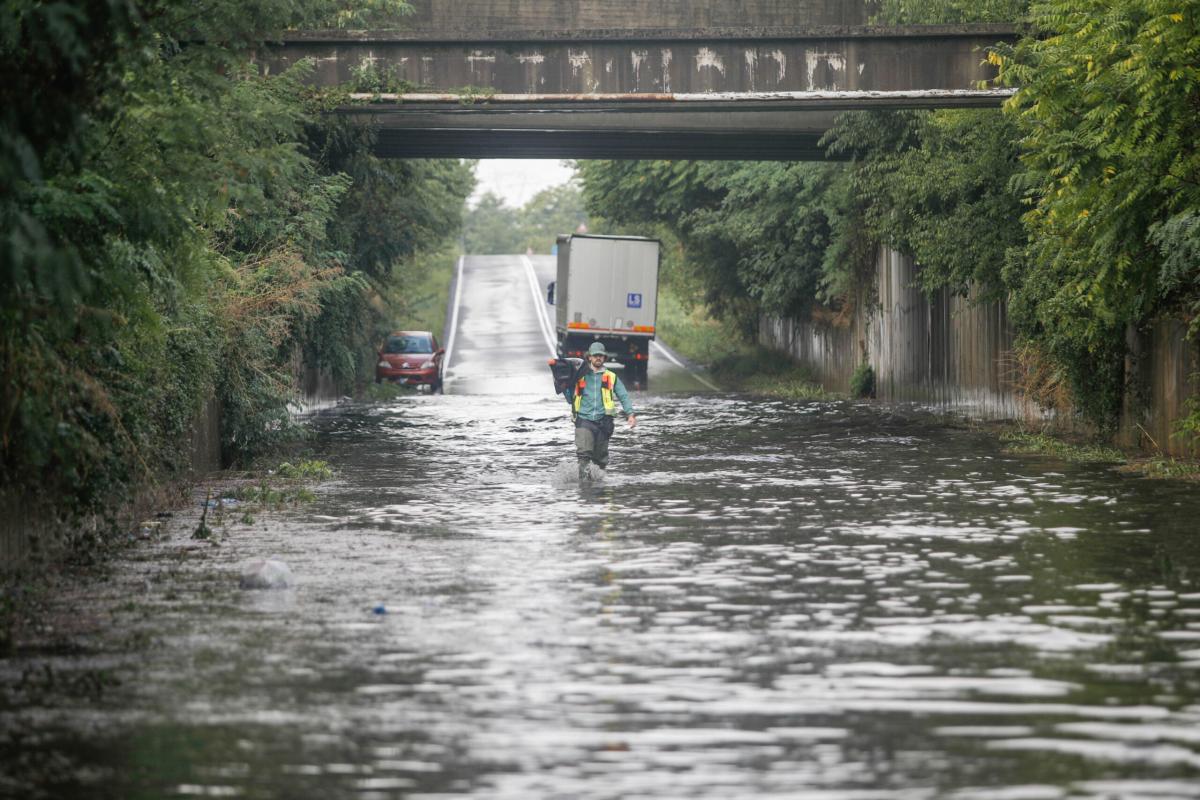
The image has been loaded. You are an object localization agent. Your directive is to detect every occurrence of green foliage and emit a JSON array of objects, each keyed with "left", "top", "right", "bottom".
[
  {"left": 709, "top": 345, "right": 801, "bottom": 383},
  {"left": 0, "top": 0, "right": 470, "bottom": 548},
  {"left": 577, "top": 160, "right": 724, "bottom": 224},
  {"left": 572, "top": 0, "right": 1199, "bottom": 441},
  {"left": 233, "top": 459, "right": 330, "bottom": 505},
  {"left": 686, "top": 162, "right": 849, "bottom": 316},
  {"left": 709, "top": 346, "right": 824, "bottom": 399},
  {"left": 462, "top": 180, "right": 588, "bottom": 255},
  {"left": 850, "top": 362, "right": 876, "bottom": 399},
  {"left": 826, "top": 109, "right": 1025, "bottom": 298},
  {"left": 519, "top": 182, "right": 589, "bottom": 253},
  {"left": 655, "top": 288, "right": 745, "bottom": 367},
  {"left": 1182, "top": 394, "right": 1200, "bottom": 443},
  {"left": 1000, "top": 431, "right": 1127, "bottom": 463},
  {"left": 741, "top": 371, "right": 827, "bottom": 400},
  {"left": 274, "top": 459, "right": 333, "bottom": 480},
  {"left": 234, "top": 481, "right": 316, "bottom": 505},
  {"left": 577, "top": 159, "right": 866, "bottom": 334},
  {"left": 324, "top": 0, "right": 414, "bottom": 29},
  {"left": 993, "top": 0, "right": 1200, "bottom": 431},
  {"left": 303, "top": 143, "right": 473, "bottom": 388},
  {"left": 1132, "top": 456, "right": 1200, "bottom": 480},
  {"left": 1150, "top": 212, "right": 1200, "bottom": 337},
  {"left": 374, "top": 243, "right": 461, "bottom": 346},
  {"left": 871, "top": 0, "right": 1028, "bottom": 24},
  {"left": 463, "top": 193, "right": 527, "bottom": 255}
]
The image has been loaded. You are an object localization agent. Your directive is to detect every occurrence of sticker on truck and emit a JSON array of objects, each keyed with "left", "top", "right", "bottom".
[{"left": 627, "top": 293, "right": 642, "bottom": 309}]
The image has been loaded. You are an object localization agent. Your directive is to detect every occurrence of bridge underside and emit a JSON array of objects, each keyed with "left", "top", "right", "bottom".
[
  {"left": 371, "top": 127, "right": 831, "bottom": 160},
  {"left": 263, "top": 25, "right": 1017, "bottom": 160},
  {"left": 351, "top": 93, "right": 1007, "bottom": 159}
]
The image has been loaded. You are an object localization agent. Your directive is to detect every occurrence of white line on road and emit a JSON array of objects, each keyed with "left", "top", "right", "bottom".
[
  {"left": 651, "top": 339, "right": 686, "bottom": 368},
  {"left": 442, "top": 255, "right": 465, "bottom": 378},
  {"left": 521, "top": 255, "right": 558, "bottom": 358},
  {"left": 652, "top": 340, "right": 721, "bottom": 391}
]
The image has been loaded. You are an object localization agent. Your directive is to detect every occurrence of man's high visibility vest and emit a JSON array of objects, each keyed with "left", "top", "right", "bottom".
[{"left": 574, "top": 370, "right": 617, "bottom": 415}]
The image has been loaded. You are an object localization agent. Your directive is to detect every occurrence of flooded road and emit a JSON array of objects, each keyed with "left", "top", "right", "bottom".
[{"left": 4, "top": 257, "right": 1200, "bottom": 799}]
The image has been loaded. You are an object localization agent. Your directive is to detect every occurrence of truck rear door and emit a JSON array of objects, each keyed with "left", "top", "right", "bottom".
[{"left": 568, "top": 237, "right": 658, "bottom": 335}]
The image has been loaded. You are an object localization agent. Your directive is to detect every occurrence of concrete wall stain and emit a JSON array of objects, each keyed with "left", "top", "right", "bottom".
[{"left": 261, "top": 34, "right": 1007, "bottom": 97}]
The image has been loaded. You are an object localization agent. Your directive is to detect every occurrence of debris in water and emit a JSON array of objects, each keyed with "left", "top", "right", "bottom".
[
  {"left": 192, "top": 490, "right": 214, "bottom": 540},
  {"left": 239, "top": 559, "right": 294, "bottom": 590}
]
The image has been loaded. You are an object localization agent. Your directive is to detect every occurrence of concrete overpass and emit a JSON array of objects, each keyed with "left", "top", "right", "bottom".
[{"left": 259, "top": 2, "right": 1019, "bottom": 159}]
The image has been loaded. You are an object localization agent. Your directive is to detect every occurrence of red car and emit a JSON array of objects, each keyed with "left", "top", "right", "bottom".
[{"left": 375, "top": 331, "right": 445, "bottom": 392}]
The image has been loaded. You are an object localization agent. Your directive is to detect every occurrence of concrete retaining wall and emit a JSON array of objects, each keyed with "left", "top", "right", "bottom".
[
  {"left": 190, "top": 395, "right": 222, "bottom": 475},
  {"left": 761, "top": 246, "right": 1199, "bottom": 455},
  {"left": 1120, "top": 318, "right": 1199, "bottom": 456},
  {"left": 290, "top": 347, "right": 343, "bottom": 417},
  {"left": 0, "top": 492, "right": 60, "bottom": 566}
]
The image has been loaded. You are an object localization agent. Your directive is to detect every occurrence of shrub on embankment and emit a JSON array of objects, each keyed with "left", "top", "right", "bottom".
[
  {"left": 0, "top": 0, "right": 473, "bottom": 556},
  {"left": 578, "top": 0, "right": 1200, "bottom": 445}
]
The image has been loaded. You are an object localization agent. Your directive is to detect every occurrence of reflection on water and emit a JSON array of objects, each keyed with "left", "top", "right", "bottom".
[{"left": 4, "top": 391, "right": 1200, "bottom": 799}]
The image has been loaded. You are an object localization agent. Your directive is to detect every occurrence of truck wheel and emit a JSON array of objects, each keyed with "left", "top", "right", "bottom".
[{"left": 630, "top": 363, "right": 648, "bottom": 388}]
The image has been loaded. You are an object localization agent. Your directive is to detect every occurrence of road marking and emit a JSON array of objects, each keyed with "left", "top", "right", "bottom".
[
  {"left": 650, "top": 338, "right": 685, "bottom": 368},
  {"left": 652, "top": 340, "right": 721, "bottom": 391},
  {"left": 442, "top": 255, "right": 465, "bottom": 378},
  {"left": 521, "top": 255, "right": 558, "bottom": 357}
]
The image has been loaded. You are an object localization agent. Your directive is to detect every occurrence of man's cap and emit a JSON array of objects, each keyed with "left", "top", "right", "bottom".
[{"left": 586, "top": 342, "right": 611, "bottom": 357}]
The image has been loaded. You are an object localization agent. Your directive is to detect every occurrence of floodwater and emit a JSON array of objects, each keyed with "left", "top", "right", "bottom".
[{"left": 4, "top": 257, "right": 1200, "bottom": 800}]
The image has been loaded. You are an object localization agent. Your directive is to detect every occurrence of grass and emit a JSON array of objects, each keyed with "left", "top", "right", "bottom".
[
  {"left": 406, "top": 249, "right": 456, "bottom": 339},
  {"left": 740, "top": 371, "right": 827, "bottom": 400},
  {"left": 234, "top": 483, "right": 317, "bottom": 505},
  {"left": 710, "top": 344, "right": 826, "bottom": 399},
  {"left": 1000, "top": 429, "right": 1200, "bottom": 480},
  {"left": 655, "top": 288, "right": 746, "bottom": 366},
  {"left": 999, "top": 431, "right": 1127, "bottom": 463},
  {"left": 232, "top": 459, "right": 331, "bottom": 506},
  {"left": 656, "top": 289, "right": 829, "bottom": 399},
  {"left": 273, "top": 459, "right": 334, "bottom": 481},
  {"left": 850, "top": 361, "right": 875, "bottom": 399},
  {"left": 195, "top": 459, "right": 334, "bottom": 530},
  {"left": 1120, "top": 456, "right": 1200, "bottom": 481}
]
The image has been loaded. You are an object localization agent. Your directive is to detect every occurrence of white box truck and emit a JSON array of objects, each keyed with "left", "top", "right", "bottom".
[{"left": 549, "top": 233, "right": 659, "bottom": 386}]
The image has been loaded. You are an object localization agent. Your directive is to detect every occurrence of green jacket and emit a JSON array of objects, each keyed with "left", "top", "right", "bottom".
[{"left": 568, "top": 368, "right": 635, "bottom": 421}]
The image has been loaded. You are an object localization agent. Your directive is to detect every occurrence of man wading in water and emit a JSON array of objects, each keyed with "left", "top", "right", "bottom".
[{"left": 567, "top": 341, "right": 637, "bottom": 482}]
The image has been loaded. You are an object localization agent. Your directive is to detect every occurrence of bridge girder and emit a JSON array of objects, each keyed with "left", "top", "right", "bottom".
[{"left": 260, "top": 25, "right": 1019, "bottom": 160}]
